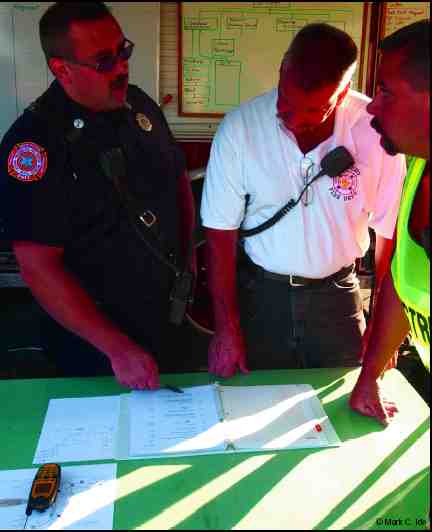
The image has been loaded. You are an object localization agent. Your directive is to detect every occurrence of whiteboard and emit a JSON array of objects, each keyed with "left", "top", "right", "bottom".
[
  {"left": 179, "top": 2, "right": 367, "bottom": 116},
  {"left": 382, "top": 2, "right": 430, "bottom": 37},
  {"left": 0, "top": 2, "right": 160, "bottom": 141}
]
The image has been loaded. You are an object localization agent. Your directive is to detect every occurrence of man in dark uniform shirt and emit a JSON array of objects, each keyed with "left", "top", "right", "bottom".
[{"left": 0, "top": 2, "right": 196, "bottom": 390}]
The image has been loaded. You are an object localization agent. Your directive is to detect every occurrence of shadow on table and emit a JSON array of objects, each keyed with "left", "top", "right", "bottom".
[
  {"left": 314, "top": 417, "right": 430, "bottom": 530},
  {"left": 112, "top": 417, "right": 429, "bottom": 530},
  {"left": 112, "top": 397, "right": 429, "bottom": 530},
  {"left": 116, "top": 451, "right": 320, "bottom": 530},
  {"left": 342, "top": 466, "right": 430, "bottom": 530}
]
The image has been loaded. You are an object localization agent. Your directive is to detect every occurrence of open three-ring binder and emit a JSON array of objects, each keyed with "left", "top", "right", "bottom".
[
  {"left": 33, "top": 383, "right": 341, "bottom": 464},
  {"left": 123, "top": 383, "right": 341, "bottom": 459}
]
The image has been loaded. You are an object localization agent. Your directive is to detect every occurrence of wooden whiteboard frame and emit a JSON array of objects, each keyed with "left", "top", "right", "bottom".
[
  {"left": 368, "top": 2, "right": 430, "bottom": 96},
  {"left": 178, "top": 2, "right": 373, "bottom": 117},
  {"left": 364, "top": 2, "right": 383, "bottom": 97}
]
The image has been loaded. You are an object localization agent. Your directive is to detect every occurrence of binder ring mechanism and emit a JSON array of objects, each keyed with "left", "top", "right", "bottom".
[{"left": 139, "top": 210, "right": 157, "bottom": 228}]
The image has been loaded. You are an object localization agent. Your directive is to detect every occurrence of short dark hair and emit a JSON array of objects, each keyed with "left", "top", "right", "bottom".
[
  {"left": 39, "top": 2, "right": 113, "bottom": 62},
  {"left": 380, "top": 19, "right": 430, "bottom": 92},
  {"left": 280, "top": 23, "right": 358, "bottom": 90}
]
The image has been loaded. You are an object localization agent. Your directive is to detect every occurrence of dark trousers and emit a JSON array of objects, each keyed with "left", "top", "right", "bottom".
[
  {"left": 238, "top": 263, "right": 365, "bottom": 369},
  {"left": 40, "top": 312, "right": 113, "bottom": 377},
  {"left": 38, "top": 305, "right": 207, "bottom": 378}
]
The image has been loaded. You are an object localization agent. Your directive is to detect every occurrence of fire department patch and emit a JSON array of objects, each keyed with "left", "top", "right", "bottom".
[
  {"left": 329, "top": 166, "right": 360, "bottom": 201},
  {"left": 7, "top": 142, "right": 48, "bottom": 182}
]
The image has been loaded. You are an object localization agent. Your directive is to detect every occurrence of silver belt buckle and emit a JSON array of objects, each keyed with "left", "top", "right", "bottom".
[
  {"left": 289, "top": 275, "right": 305, "bottom": 287},
  {"left": 139, "top": 210, "right": 157, "bottom": 228}
]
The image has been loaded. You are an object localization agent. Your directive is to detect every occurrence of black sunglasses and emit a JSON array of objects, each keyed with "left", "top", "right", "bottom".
[{"left": 57, "top": 38, "right": 134, "bottom": 73}]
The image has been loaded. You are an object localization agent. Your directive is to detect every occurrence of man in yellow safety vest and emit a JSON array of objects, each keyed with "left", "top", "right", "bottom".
[{"left": 350, "top": 19, "right": 430, "bottom": 425}]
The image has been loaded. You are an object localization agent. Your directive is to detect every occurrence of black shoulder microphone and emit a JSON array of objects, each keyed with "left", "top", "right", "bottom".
[
  {"left": 320, "top": 146, "right": 354, "bottom": 177},
  {"left": 295, "top": 146, "right": 354, "bottom": 206}
]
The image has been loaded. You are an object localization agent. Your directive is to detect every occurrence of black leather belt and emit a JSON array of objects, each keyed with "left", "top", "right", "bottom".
[{"left": 252, "top": 263, "right": 355, "bottom": 287}]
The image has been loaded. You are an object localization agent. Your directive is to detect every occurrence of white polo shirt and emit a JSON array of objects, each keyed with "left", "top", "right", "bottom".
[{"left": 201, "top": 88, "right": 406, "bottom": 278}]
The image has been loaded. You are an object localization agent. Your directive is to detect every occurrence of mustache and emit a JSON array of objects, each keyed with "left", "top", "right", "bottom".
[{"left": 111, "top": 75, "right": 128, "bottom": 90}]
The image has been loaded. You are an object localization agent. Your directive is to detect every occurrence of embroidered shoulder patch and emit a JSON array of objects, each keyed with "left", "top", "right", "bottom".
[{"left": 7, "top": 142, "right": 48, "bottom": 182}]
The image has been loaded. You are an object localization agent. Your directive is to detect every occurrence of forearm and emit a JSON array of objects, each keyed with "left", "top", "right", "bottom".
[
  {"left": 205, "top": 228, "right": 241, "bottom": 331},
  {"left": 361, "top": 271, "right": 410, "bottom": 380},
  {"left": 374, "top": 234, "right": 395, "bottom": 289},
  {"left": 20, "top": 262, "right": 136, "bottom": 360}
]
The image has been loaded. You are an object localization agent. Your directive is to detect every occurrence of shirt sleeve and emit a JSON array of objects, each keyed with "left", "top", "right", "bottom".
[
  {"left": 368, "top": 150, "right": 407, "bottom": 239},
  {"left": 0, "top": 113, "right": 69, "bottom": 246},
  {"left": 200, "top": 114, "right": 247, "bottom": 230}
]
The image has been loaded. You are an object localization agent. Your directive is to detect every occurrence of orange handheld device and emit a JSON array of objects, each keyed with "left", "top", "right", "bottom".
[{"left": 25, "top": 463, "right": 61, "bottom": 516}]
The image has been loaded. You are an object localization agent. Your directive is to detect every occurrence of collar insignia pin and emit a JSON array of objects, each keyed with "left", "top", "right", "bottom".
[
  {"left": 136, "top": 113, "right": 152, "bottom": 132},
  {"left": 73, "top": 119, "right": 85, "bottom": 129}
]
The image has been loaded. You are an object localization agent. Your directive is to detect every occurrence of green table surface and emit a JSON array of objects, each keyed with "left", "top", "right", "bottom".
[{"left": 0, "top": 368, "right": 429, "bottom": 530}]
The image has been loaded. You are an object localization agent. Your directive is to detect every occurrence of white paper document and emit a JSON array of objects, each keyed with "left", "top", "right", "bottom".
[
  {"left": 128, "top": 385, "right": 226, "bottom": 456},
  {"left": 0, "top": 463, "right": 116, "bottom": 530},
  {"left": 34, "top": 396, "right": 120, "bottom": 464}
]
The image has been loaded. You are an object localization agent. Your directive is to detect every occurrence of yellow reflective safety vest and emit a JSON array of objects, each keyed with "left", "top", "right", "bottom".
[{"left": 392, "top": 157, "right": 430, "bottom": 370}]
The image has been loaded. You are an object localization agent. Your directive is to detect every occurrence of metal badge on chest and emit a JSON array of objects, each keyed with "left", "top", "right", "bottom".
[{"left": 136, "top": 113, "right": 152, "bottom": 132}]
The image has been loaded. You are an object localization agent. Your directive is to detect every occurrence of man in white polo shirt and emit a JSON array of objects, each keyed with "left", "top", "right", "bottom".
[{"left": 200, "top": 23, "right": 406, "bottom": 377}]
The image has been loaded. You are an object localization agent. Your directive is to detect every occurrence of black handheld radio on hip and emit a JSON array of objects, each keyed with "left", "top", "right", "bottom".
[{"left": 169, "top": 270, "right": 194, "bottom": 326}]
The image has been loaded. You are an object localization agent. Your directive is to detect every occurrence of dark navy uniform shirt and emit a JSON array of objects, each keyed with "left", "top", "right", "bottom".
[{"left": 0, "top": 81, "right": 186, "bottom": 352}]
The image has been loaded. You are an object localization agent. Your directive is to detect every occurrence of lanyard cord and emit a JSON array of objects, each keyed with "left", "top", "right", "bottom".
[{"left": 239, "top": 169, "right": 325, "bottom": 238}]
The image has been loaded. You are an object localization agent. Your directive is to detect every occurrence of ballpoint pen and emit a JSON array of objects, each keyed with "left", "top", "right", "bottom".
[{"left": 164, "top": 385, "right": 184, "bottom": 393}]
